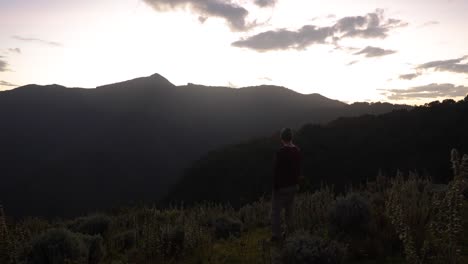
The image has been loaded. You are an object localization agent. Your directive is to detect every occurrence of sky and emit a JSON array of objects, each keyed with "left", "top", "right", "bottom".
[{"left": 0, "top": 0, "right": 467, "bottom": 105}]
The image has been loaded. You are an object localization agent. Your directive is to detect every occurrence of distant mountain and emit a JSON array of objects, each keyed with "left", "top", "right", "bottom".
[
  {"left": 167, "top": 98, "right": 468, "bottom": 206},
  {"left": 0, "top": 73, "right": 410, "bottom": 216}
]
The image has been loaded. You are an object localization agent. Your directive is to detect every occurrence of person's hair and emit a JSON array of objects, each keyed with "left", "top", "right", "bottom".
[{"left": 280, "top": 128, "right": 293, "bottom": 142}]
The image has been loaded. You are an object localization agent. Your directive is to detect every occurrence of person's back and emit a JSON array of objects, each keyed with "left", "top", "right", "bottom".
[
  {"left": 271, "top": 128, "right": 302, "bottom": 242},
  {"left": 274, "top": 145, "right": 301, "bottom": 190}
]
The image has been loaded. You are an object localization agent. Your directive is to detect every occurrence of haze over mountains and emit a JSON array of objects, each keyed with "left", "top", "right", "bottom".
[{"left": 0, "top": 73, "right": 410, "bottom": 216}]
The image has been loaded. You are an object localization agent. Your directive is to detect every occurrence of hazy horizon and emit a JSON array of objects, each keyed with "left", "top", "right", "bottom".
[{"left": 1, "top": 0, "right": 468, "bottom": 105}]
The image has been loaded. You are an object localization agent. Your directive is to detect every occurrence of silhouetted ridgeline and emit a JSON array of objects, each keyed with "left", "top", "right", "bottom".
[
  {"left": 0, "top": 73, "right": 409, "bottom": 217},
  {"left": 168, "top": 97, "right": 468, "bottom": 205}
]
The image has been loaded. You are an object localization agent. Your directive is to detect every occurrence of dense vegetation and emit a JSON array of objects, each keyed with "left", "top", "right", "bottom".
[
  {"left": 169, "top": 96, "right": 468, "bottom": 206},
  {"left": 0, "top": 74, "right": 408, "bottom": 217},
  {"left": 1, "top": 150, "right": 467, "bottom": 264}
]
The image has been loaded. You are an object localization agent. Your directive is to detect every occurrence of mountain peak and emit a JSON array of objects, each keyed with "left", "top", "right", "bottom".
[
  {"left": 96, "top": 73, "right": 174, "bottom": 91},
  {"left": 150, "top": 72, "right": 166, "bottom": 78},
  {"left": 149, "top": 73, "right": 173, "bottom": 85}
]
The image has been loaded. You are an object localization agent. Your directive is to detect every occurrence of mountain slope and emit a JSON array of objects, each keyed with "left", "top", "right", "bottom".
[
  {"left": 167, "top": 98, "right": 468, "bottom": 206},
  {"left": 0, "top": 73, "right": 409, "bottom": 216}
]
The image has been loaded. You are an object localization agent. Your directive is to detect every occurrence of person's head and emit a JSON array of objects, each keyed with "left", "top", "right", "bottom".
[{"left": 280, "top": 128, "right": 293, "bottom": 144}]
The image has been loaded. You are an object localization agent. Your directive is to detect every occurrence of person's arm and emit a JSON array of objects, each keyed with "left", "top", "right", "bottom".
[
  {"left": 297, "top": 149, "right": 305, "bottom": 187},
  {"left": 273, "top": 150, "right": 280, "bottom": 190}
]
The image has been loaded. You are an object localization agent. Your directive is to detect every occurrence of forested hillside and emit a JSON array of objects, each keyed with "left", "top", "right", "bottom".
[{"left": 168, "top": 97, "right": 468, "bottom": 205}]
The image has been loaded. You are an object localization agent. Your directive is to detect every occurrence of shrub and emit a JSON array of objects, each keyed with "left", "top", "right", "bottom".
[
  {"left": 212, "top": 215, "right": 243, "bottom": 239},
  {"left": 0, "top": 205, "right": 13, "bottom": 263},
  {"left": 281, "top": 231, "right": 346, "bottom": 264},
  {"left": 294, "top": 186, "right": 335, "bottom": 233},
  {"left": 112, "top": 230, "right": 136, "bottom": 252},
  {"left": 81, "top": 234, "right": 105, "bottom": 264},
  {"left": 68, "top": 214, "right": 111, "bottom": 236},
  {"left": 385, "top": 174, "right": 432, "bottom": 264},
  {"left": 239, "top": 197, "right": 270, "bottom": 229},
  {"left": 364, "top": 190, "right": 401, "bottom": 259},
  {"left": 328, "top": 192, "right": 371, "bottom": 238},
  {"left": 160, "top": 225, "right": 185, "bottom": 257},
  {"left": 24, "top": 228, "right": 88, "bottom": 264},
  {"left": 384, "top": 150, "right": 467, "bottom": 264}
]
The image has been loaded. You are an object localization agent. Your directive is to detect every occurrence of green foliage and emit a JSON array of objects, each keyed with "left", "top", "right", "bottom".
[
  {"left": 111, "top": 230, "right": 136, "bottom": 253},
  {"left": 363, "top": 177, "right": 401, "bottom": 259},
  {"left": 281, "top": 231, "right": 346, "bottom": 264},
  {"left": 239, "top": 196, "right": 270, "bottom": 229},
  {"left": 385, "top": 174, "right": 434, "bottom": 264},
  {"left": 81, "top": 234, "right": 105, "bottom": 264},
  {"left": 329, "top": 192, "right": 371, "bottom": 238},
  {"left": 211, "top": 215, "right": 243, "bottom": 240},
  {"left": 293, "top": 185, "right": 335, "bottom": 234},
  {"left": 68, "top": 214, "right": 111, "bottom": 236},
  {"left": 188, "top": 228, "right": 271, "bottom": 264},
  {"left": 385, "top": 150, "right": 467, "bottom": 264},
  {"left": 428, "top": 149, "right": 465, "bottom": 263},
  {"left": 0, "top": 205, "right": 13, "bottom": 264},
  {"left": 24, "top": 228, "right": 88, "bottom": 264}
]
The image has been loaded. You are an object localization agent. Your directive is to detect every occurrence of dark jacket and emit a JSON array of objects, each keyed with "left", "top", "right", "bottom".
[{"left": 273, "top": 145, "right": 302, "bottom": 190}]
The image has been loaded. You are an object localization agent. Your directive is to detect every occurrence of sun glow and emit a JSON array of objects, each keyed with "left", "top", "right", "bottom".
[{"left": 1, "top": 0, "right": 467, "bottom": 104}]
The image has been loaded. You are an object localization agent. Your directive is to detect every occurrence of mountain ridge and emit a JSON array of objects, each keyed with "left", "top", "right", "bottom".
[{"left": 2, "top": 73, "right": 382, "bottom": 108}]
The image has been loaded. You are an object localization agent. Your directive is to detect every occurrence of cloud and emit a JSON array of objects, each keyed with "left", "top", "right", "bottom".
[
  {"left": 346, "top": 60, "right": 358, "bottom": 66},
  {"left": 258, "top": 76, "right": 273, "bottom": 81},
  {"left": 233, "top": 9, "right": 406, "bottom": 51},
  {"left": 333, "top": 9, "right": 407, "bottom": 39},
  {"left": 382, "top": 83, "right": 468, "bottom": 100},
  {"left": 12, "top": 35, "right": 62, "bottom": 47},
  {"left": 8, "top": 48, "right": 21, "bottom": 54},
  {"left": 0, "top": 80, "right": 18, "bottom": 87},
  {"left": 354, "top": 46, "right": 396, "bottom": 57},
  {"left": 254, "top": 0, "right": 276, "bottom": 7},
  {"left": 142, "top": 0, "right": 251, "bottom": 31},
  {"left": 416, "top": 55, "right": 468, "bottom": 74},
  {"left": 420, "top": 21, "right": 439, "bottom": 27},
  {"left": 0, "top": 57, "right": 8, "bottom": 72},
  {"left": 399, "top": 73, "right": 421, "bottom": 80},
  {"left": 232, "top": 25, "right": 334, "bottom": 51}
]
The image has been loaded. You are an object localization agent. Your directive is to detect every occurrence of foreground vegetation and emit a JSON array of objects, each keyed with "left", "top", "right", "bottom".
[{"left": 1, "top": 150, "right": 467, "bottom": 264}]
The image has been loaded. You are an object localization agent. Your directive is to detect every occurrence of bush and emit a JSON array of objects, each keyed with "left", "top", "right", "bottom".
[
  {"left": 364, "top": 190, "right": 401, "bottom": 259},
  {"left": 281, "top": 231, "right": 346, "bottom": 264},
  {"left": 294, "top": 186, "right": 335, "bottom": 233},
  {"left": 161, "top": 225, "right": 185, "bottom": 257},
  {"left": 328, "top": 193, "right": 371, "bottom": 238},
  {"left": 112, "top": 230, "right": 136, "bottom": 252},
  {"left": 68, "top": 214, "right": 111, "bottom": 236},
  {"left": 212, "top": 215, "right": 243, "bottom": 239},
  {"left": 239, "top": 197, "right": 270, "bottom": 229},
  {"left": 25, "top": 228, "right": 88, "bottom": 264},
  {"left": 385, "top": 174, "right": 435, "bottom": 264},
  {"left": 81, "top": 234, "right": 105, "bottom": 264}
]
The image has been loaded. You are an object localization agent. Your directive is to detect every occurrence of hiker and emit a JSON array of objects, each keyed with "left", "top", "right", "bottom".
[{"left": 271, "top": 128, "right": 302, "bottom": 242}]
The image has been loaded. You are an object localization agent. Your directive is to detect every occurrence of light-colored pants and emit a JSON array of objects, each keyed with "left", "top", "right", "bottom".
[{"left": 271, "top": 185, "right": 297, "bottom": 238}]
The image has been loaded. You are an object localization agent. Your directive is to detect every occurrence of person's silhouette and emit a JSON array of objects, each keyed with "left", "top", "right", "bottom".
[{"left": 271, "top": 128, "right": 302, "bottom": 242}]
